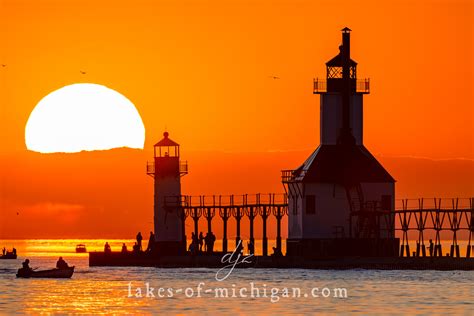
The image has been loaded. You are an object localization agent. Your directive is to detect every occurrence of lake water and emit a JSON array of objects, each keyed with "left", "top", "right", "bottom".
[{"left": 0, "top": 240, "right": 472, "bottom": 314}]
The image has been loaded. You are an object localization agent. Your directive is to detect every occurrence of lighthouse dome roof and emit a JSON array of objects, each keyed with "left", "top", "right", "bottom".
[{"left": 154, "top": 131, "right": 179, "bottom": 147}]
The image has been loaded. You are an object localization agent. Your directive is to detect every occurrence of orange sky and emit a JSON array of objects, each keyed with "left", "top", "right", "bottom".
[{"left": 1, "top": 0, "right": 473, "bottom": 238}]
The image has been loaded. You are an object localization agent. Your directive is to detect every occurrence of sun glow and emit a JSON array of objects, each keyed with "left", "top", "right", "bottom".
[{"left": 25, "top": 83, "right": 145, "bottom": 153}]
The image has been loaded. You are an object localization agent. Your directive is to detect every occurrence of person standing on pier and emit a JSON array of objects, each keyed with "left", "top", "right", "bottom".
[
  {"left": 209, "top": 232, "right": 216, "bottom": 253},
  {"left": 198, "top": 232, "right": 204, "bottom": 252},
  {"left": 136, "top": 232, "right": 143, "bottom": 252},
  {"left": 104, "top": 242, "right": 111, "bottom": 253},
  {"left": 204, "top": 232, "right": 211, "bottom": 253},
  {"left": 247, "top": 240, "right": 255, "bottom": 255},
  {"left": 146, "top": 231, "right": 155, "bottom": 252}
]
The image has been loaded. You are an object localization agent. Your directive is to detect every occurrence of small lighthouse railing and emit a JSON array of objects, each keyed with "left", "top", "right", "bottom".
[
  {"left": 313, "top": 78, "right": 370, "bottom": 94},
  {"left": 146, "top": 161, "right": 188, "bottom": 177}
]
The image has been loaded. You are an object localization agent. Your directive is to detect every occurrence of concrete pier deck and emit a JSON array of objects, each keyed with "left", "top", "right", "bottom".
[{"left": 89, "top": 252, "right": 474, "bottom": 270}]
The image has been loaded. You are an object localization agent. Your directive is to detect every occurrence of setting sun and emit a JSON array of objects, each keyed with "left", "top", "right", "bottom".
[{"left": 24, "top": 83, "right": 145, "bottom": 153}]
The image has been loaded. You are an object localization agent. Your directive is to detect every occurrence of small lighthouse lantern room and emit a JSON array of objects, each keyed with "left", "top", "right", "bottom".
[
  {"left": 147, "top": 131, "right": 188, "bottom": 255},
  {"left": 154, "top": 131, "right": 180, "bottom": 158}
]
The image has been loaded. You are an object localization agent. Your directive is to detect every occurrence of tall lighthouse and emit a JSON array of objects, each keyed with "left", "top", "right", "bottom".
[
  {"left": 282, "top": 28, "right": 398, "bottom": 257},
  {"left": 147, "top": 132, "right": 188, "bottom": 255}
]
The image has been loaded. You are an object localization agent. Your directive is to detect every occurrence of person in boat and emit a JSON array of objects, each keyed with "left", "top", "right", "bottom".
[
  {"left": 12, "top": 248, "right": 17, "bottom": 256},
  {"left": 146, "top": 231, "right": 155, "bottom": 252},
  {"left": 104, "top": 242, "right": 111, "bottom": 253},
  {"left": 2, "top": 247, "right": 5, "bottom": 256},
  {"left": 22, "top": 259, "right": 31, "bottom": 269},
  {"left": 136, "top": 232, "right": 143, "bottom": 252},
  {"left": 121, "top": 243, "right": 128, "bottom": 253},
  {"left": 56, "top": 257, "right": 69, "bottom": 269},
  {"left": 19, "top": 259, "right": 32, "bottom": 276}
]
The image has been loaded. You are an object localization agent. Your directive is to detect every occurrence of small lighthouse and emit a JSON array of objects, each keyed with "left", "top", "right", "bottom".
[
  {"left": 147, "top": 132, "right": 188, "bottom": 255},
  {"left": 282, "top": 28, "right": 398, "bottom": 257}
]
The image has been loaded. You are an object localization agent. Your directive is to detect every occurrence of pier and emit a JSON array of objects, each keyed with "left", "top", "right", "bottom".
[
  {"left": 90, "top": 196, "right": 474, "bottom": 269},
  {"left": 162, "top": 195, "right": 473, "bottom": 258}
]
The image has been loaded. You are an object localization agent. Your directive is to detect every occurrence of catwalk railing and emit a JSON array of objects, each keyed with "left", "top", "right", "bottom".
[
  {"left": 394, "top": 198, "right": 474, "bottom": 258},
  {"left": 163, "top": 195, "right": 474, "bottom": 258}
]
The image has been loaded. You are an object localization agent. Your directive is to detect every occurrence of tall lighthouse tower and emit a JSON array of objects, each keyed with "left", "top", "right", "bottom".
[
  {"left": 282, "top": 28, "right": 398, "bottom": 257},
  {"left": 147, "top": 132, "right": 188, "bottom": 255}
]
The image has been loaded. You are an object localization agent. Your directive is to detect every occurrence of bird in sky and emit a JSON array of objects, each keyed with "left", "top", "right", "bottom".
[
  {"left": 80, "top": 70, "right": 86, "bottom": 75},
  {"left": 1, "top": 64, "right": 6, "bottom": 67},
  {"left": 268, "top": 75, "right": 280, "bottom": 79}
]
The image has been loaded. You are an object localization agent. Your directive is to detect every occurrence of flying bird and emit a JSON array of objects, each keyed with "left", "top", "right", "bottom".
[
  {"left": 1, "top": 64, "right": 6, "bottom": 67},
  {"left": 268, "top": 75, "right": 280, "bottom": 79},
  {"left": 80, "top": 70, "right": 86, "bottom": 75}
]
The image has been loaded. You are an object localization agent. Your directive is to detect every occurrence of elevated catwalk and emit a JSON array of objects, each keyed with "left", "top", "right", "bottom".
[{"left": 89, "top": 196, "right": 474, "bottom": 270}]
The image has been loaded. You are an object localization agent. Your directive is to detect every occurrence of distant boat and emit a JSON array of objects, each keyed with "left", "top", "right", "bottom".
[
  {"left": 1, "top": 252, "right": 17, "bottom": 259},
  {"left": 16, "top": 267, "right": 75, "bottom": 278},
  {"left": 75, "top": 244, "right": 87, "bottom": 253}
]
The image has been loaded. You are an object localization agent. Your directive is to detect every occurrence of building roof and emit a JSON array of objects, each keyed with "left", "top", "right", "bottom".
[
  {"left": 326, "top": 53, "right": 357, "bottom": 67},
  {"left": 154, "top": 131, "right": 179, "bottom": 147},
  {"left": 292, "top": 145, "right": 395, "bottom": 184}
]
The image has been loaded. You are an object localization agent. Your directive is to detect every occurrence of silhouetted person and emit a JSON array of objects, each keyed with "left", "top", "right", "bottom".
[
  {"left": 136, "top": 232, "right": 143, "bottom": 252},
  {"left": 189, "top": 232, "right": 199, "bottom": 254},
  {"left": 204, "top": 232, "right": 211, "bottom": 253},
  {"left": 247, "top": 240, "right": 255, "bottom": 255},
  {"left": 192, "top": 232, "right": 199, "bottom": 246},
  {"left": 272, "top": 246, "right": 283, "bottom": 257},
  {"left": 209, "top": 232, "right": 216, "bottom": 253},
  {"left": 22, "top": 259, "right": 30, "bottom": 269},
  {"left": 12, "top": 248, "right": 16, "bottom": 256},
  {"left": 121, "top": 243, "right": 128, "bottom": 253},
  {"left": 188, "top": 238, "right": 198, "bottom": 255},
  {"left": 429, "top": 239, "right": 434, "bottom": 257},
  {"left": 56, "top": 257, "right": 69, "bottom": 269},
  {"left": 132, "top": 242, "right": 140, "bottom": 253},
  {"left": 236, "top": 241, "right": 243, "bottom": 255},
  {"left": 2, "top": 247, "right": 5, "bottom": 256},
  {"left": 198, "top": 232, "right": 204, "bottom": 252},
  {"left": 20, "top": 259, "right": 32, "bottom": 276},
  {"left": 146, "top": 231, "right": 155, "bottom": 252},
  {"left": 104, "top": 242, "right": 111, "bottom": 253}
]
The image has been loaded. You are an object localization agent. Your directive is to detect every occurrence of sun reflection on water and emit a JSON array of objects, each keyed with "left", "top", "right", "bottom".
[{"left": 0, "top": 240, "right": 472, "bottom": 314}]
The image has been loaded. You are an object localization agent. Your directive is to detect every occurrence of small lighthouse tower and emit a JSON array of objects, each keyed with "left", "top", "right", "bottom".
[
  {"left": 282, "top": 28, "right": 398, "bottom": 257},
  {"left": 147, "top": 132, "right": 188, "bottom": 255}
]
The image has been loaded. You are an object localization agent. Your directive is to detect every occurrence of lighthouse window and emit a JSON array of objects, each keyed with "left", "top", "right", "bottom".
[{"left": 306, "top": 195, "right": 316, "bottom": 214}]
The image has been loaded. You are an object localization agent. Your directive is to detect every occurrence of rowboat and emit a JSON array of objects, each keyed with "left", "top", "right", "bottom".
[
  {"left": 16, "top": 266, "right": 75, "bottom": 278},
  {"left": 1, "top": 253, "right": 17, "bottom": 259}
]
